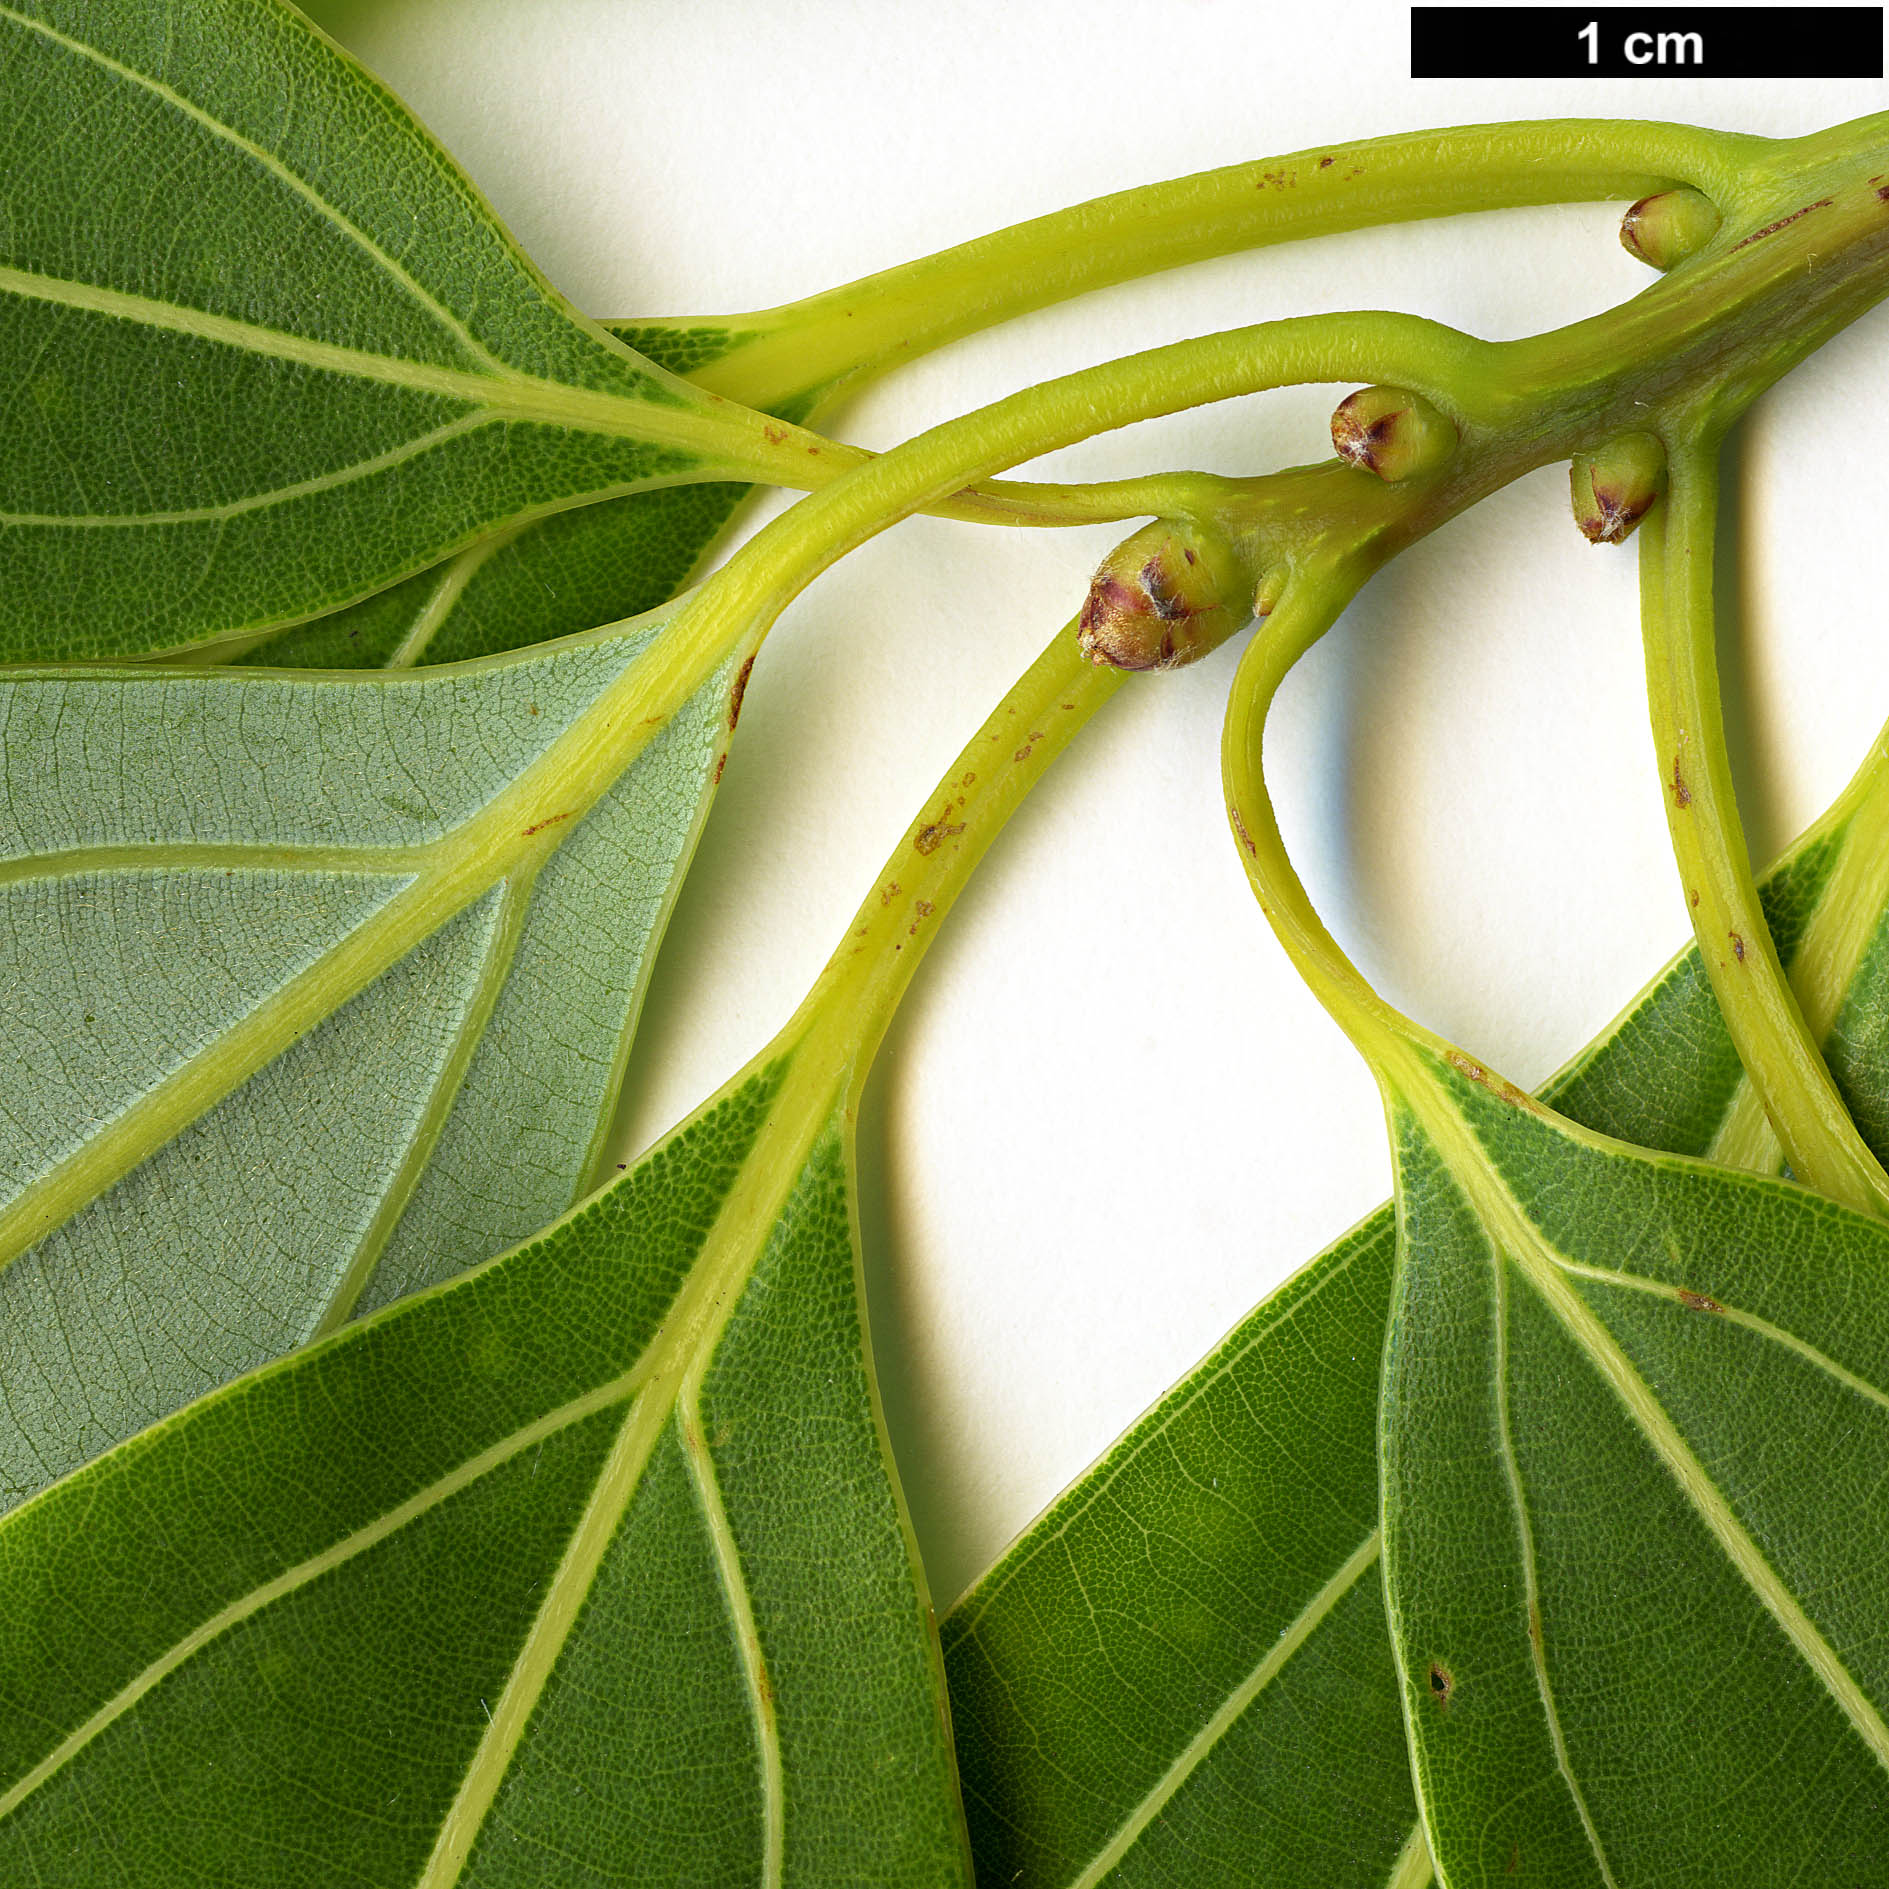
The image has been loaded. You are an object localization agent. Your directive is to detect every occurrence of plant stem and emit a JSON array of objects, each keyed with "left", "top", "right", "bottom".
[
  {"left": 1219, "top": 556, "right": 1449, "bottom": 1084},
  {"left": 665, "top": 119, "right": 1759, "bottom": 415},
  {"left": 1705, "top": 712, "right": 1889, "bottom": 1179},
  {"left": 788, "top": 626, "right": 1124, "bottom": 1098},
  {"left": 1640, "top": 443, "right": 1889, "bottom": 1216},
  {"left": 682, "top": 313, "right": 1483, "bottom": 658}
]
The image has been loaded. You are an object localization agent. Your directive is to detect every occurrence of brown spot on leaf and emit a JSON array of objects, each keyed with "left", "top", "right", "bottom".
[
  {"left": 1507, "top": 1842, "right": 1521, "bottom": 1875},
  {"left": 1447, "top": 1050, "right": 1540, "bottom": 1112},
  {"left": 1679, "top": 1288, "right": 1725, "bottom": 1314},
  {"left": 1319, "top": 155, "right": 1334, "bottom": 169},
  {"left": 521, "top": 811, "right": 573, "bottom": 837},
  {"left": 762, "top": 423, "right": 787, "bottom": 445},
  {"left": 712, "top": 753, "right": 726, "bottom": 784},
  {"left": 881, "top": 881, "right": 901, "bottom": 905},
  {"left": 1447, "top": 1051, "right": 1502, "bottom": 1094},
  {"left": 728, "top": 655, "right": 755, "bottom": 731},
  {"left": 1730, "top": 931, "right": 1746, "bottom": 962},
  {"left": 1671, "top": 754, "right": 1691, "bottom": 808},
  {"left": 1230, "top": 808, "right": 1257, "bottom": 856},
  {"left": 1689, "top": 889, "right": 1701, "bottom": 909},
  {"left": 1428, "top": 1663, "right": 1453, "bottom": 1707}
]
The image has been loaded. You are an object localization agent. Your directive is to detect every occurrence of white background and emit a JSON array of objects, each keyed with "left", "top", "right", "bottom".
[{"left": 301, "top": 0, "right": 1888, "bottom": 1603}]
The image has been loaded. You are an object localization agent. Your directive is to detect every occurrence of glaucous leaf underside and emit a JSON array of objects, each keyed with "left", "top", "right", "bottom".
[{"left": 0, "top": 610, "right": 733, "bottom": 1505}]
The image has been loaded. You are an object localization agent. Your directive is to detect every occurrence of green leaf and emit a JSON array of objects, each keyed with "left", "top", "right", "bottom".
[
  {"left": 0, "top": 608, "right": 736, "bottom": 1505},
  {"left": 0, "top": 1038, "right": 972, "bottom": 1885},
  {"left": 0, "top": 615, "right": 1111, "bottom": 1883},
  {"left": 0, "top": 0, "right": 803, "bottom": 661},
  {"left": 237, "top": 478, "right": 754, "bottom": 670},
  {"left": 946, "top": 1208, "right": 1417, "bottom": 1889},
  {"left": 941, "top": 813, "right": 1868, "bottom": 1888},
  {"left": 234, "top": 335, "right": 820, "bottom": 673},
  {"left": 1380, "top": 1045, "right": 1889, "bottom": 1884}
]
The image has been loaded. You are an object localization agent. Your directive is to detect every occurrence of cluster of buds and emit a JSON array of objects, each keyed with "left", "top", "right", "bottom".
[{"left": 1081, "top": 370, "right": 1677, "bottom": 675}]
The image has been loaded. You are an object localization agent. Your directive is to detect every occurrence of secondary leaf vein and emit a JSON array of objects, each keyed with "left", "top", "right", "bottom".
[
  {"left": 1491, "top": 1250, "right": 1622, "bottom": 1888},
  {"left": 0, "top": 412, "right": 492, "bottom": 528},
  {"left": 0, "top": 1365, "right": 643, "bottom": 1825},
  {"left": 1460, "top": 1145, "right": 1889, "bottom": 1780},
  {"left": 1066, "top": 1529, "right": 1381, "bottom": 1889},
  {"left": 0, "top": 3, "right": 508, "bottom": 373},
  {"left": 680, "top": 1390, "right": 783, "bottom": 1889},
  {"left": 0, "top": 265, "right": 708, "bottom": 448}
]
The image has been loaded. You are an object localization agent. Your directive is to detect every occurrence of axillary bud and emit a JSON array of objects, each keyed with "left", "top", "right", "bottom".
[
  {"left": 1077, "top": 518, "right": 1249, "bottom": 671},
  {"left": 1620, "top": 188, "right": 1721, "bottom": 271},
  {"left": 1570, "top": 433, "right": 1666, "bottom": 544},
  {"left": 1330, "top": 385, "right": 1457, "bottom": 483}
]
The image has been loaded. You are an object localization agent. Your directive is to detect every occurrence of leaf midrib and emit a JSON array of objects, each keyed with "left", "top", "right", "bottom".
[
  {"left": 0, "top": 1360, "right": 647, "bottom": 1824},
  {"left": 1545, "top": 1253, "right": 1889, "bottom": 1419},
  {"left": 0, "top": 263, "right": 730, "bottom": 461},
  {"left": 413, "top": 1045, "right": 843, "bottom": 1884},
  {"left": 0, "top": 1037, "right": 846, "bottom": 1856}
]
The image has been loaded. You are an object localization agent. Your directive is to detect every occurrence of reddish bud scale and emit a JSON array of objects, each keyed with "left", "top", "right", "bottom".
[
  {"left": 1620, "top": 188, "right": 1722, "bottom": 271},
  {"left": 1570, "top": 433, "right": 1666, "bottom": 545},
  {"left": 1330, "top": 385, "right": 1457, "bottom": 483},
  {"left": 1077, "top": 519, "right": 1248, "bottom": 672}
]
